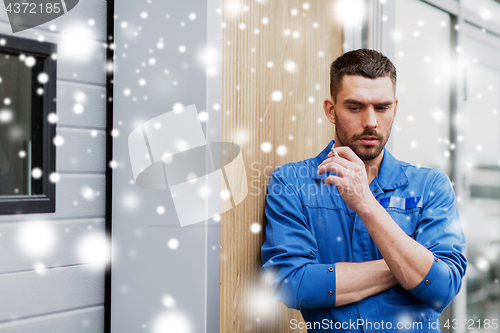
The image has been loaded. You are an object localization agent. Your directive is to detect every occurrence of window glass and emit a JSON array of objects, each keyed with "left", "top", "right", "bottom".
[
  {"left": 0, "top": 34, "right": 56, "bottom": 214},
  {"left": 384, "top": 0, "right": 500, "bottom": 326},
  {"left": 0, "top": 52, "right": 33, "bottom": 195},
  {"left": 393, "top": 0, "right": 451, "bottom": 172},
  {"left": 461, "top": 24, "right": 500, "bottom": 321},
  {"left": 462, "top": 0, "right": 500, "bottom": 25}
]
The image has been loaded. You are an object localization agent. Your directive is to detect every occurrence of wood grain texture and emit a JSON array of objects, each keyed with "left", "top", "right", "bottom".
[{"left": 221, "top": 1, "right": 343, "bottom": 332}]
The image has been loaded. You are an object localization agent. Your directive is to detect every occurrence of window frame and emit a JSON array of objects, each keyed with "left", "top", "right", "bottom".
[{"left": 0, "top": 33, "right": 57, "bottom": 215}]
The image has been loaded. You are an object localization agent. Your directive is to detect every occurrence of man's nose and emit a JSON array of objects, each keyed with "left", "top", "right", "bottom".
[{"left": 362, "top": 107, "right": 378, "bottom": 128}]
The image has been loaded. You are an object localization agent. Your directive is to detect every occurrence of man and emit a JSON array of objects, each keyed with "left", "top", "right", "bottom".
[{"left": 261, "top": 49, "right": 466, "bottom": 332}]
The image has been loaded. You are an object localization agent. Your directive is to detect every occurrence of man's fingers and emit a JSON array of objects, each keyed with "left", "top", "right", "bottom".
[
  {"left": 318, "top": 161, "right": 347, "bottom": 177},
  {"left": 325, "top": 174, "right": 343, "bottom": 186},
  {"left": 319, "top": 154, "right": 353, "bottom": 169},
  {"left": 334, "top": 146, "right": 363, "bottom": 163},
  {"left": 328, "top": 154, "right": 353, "bottom": 169}
]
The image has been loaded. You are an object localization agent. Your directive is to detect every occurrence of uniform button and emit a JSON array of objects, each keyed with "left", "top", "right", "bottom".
[
  {"left": 328, "top": 267, "right": 333, "bottom": 272},
  {"left": 328, "top": 290, "right": 333, "bottom": 296},
  {"left": 425, "top": 279, "right": 430, "bottom": 284},
  {"left": 374, "top": 189, "right": 379, "bottom": 193},
  {"left": 435, "top": 257, "right": 439, "bottom": 262}
]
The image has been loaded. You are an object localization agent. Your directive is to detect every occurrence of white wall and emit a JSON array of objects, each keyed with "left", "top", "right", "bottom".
[
  {"left": 0, "top": 0, "right": 108, "bottom": 331},
  {"left": 111, "top": 0, "right": 221, "bottom": 331}
]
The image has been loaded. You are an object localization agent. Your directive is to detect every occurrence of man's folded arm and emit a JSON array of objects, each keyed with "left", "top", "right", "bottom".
[
  {"left": 261, "top": 166, "right": 398, "bottom": 310},
  {"left": 334, "top": 260, "right": 398, "bottom": 306},
  {"left": 406, "top": 171, "right": 467, "bottom": 310}
]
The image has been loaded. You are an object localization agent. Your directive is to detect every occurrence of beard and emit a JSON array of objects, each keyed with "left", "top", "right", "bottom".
[{"left": 334, "top": 111, "right": 391, "bottom": 161}]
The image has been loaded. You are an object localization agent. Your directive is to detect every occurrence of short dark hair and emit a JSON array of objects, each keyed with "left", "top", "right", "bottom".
[{"left": 329, "top": 49, "right": 397, "bottom": 102}]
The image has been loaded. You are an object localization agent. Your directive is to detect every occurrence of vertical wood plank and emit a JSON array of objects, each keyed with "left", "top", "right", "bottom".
[{"left": 221, "top": 1, "right": 343, "bottom": 331}]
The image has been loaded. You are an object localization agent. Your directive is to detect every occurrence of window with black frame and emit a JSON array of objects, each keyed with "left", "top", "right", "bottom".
[{"left": 0, "top": 34, "right": 56, "bottom": 214}]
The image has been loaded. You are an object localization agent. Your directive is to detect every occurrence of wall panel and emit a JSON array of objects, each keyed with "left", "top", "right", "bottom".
[
  {"left": 0, "top": 1, "right": 107, "bottom": 331},
  {"left": 0, "top": 218, "right": 104, "bottom": 273},
  {"left": 0, "top": 21, "right": 106, "bottom": 85},
  {"left": 0, "top": 174, "right": 106, "bottom": 222},
  {"left": 221, "top": 0, "right": 343, "bottom": 331},
  {"left": 56, "top": 128, "right": 106, "bottom": 173},
  {"left": 0, "top": 263, "right": 105, "bottom": 322},
  {"left": 0, "top": 306, "right": 104, "bottom": 333},
  {"left": 57, "top": 81, "right": 107, "bottom": 129}
]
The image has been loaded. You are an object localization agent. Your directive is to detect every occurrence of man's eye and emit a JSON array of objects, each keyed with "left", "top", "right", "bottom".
[
  {"left": 377, "top": 106, "right": 390, "bottom": 111},
  {"left": 350, "top": 107, "right": 360, "bottom": 111}
]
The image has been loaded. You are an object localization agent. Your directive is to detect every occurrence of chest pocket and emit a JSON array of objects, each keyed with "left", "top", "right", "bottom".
[{"left": 380, "top": 196, "right": 422, "bottom": 239}]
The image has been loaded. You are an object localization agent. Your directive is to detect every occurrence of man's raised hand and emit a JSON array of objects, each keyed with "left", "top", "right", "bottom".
[{"left": 317, "top": 146, "right": 377, "bottom": 214}]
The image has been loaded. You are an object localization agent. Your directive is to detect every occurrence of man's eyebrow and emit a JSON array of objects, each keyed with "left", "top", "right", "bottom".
[
  {"left": 343, "top": 99, "right": 394, "bottom": 106},
  {"left": 375, "top": 101, "right": 394, "bottom": 107},
  {"left": 343, "top": 99, "right": 364, "bottom": 105}
]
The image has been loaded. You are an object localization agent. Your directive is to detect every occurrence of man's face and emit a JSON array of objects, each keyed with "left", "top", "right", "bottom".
[{"left": 325, "top": 75, "right": 398, "bottom": 161}]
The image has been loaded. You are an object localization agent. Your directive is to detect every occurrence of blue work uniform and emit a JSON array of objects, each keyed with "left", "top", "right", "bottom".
[{"left": 261, "top": 140, "right": 467, "bottom": 332}]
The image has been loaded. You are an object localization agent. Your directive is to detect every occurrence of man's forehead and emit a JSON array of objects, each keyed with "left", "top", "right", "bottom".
[{"left": 338, "top": 75, "right": 395, "bottom": 103}]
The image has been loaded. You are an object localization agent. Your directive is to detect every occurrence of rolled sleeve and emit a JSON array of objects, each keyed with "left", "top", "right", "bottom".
[
  {"left": 408, "top": 171, "right": 467, "bottom": 310},
  {"left": 407, "top": 258, "right": 453, "bottom": 310},
  {"left": 296, "top": 264, "right": 337, "bottom": 309},
  {"left": 261, "top": 165, "right": 337, "bottom": 310}
]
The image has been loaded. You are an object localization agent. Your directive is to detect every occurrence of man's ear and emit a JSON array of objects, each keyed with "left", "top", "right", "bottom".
[{"left": 323, "top": 98, "right": 335, "bottom": 124}]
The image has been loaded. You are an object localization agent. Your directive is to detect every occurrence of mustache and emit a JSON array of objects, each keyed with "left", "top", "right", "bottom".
[{"left": 353, "top": 129, "right": 382, "bottom": 140}]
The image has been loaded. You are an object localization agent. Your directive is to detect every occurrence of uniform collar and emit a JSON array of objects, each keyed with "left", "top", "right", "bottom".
[
  {"left": 311, "top": 140, "right": 408, "bottom": 190},
  {"left": 375, "top": 146, "right": 409, "bottom": 190}
]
